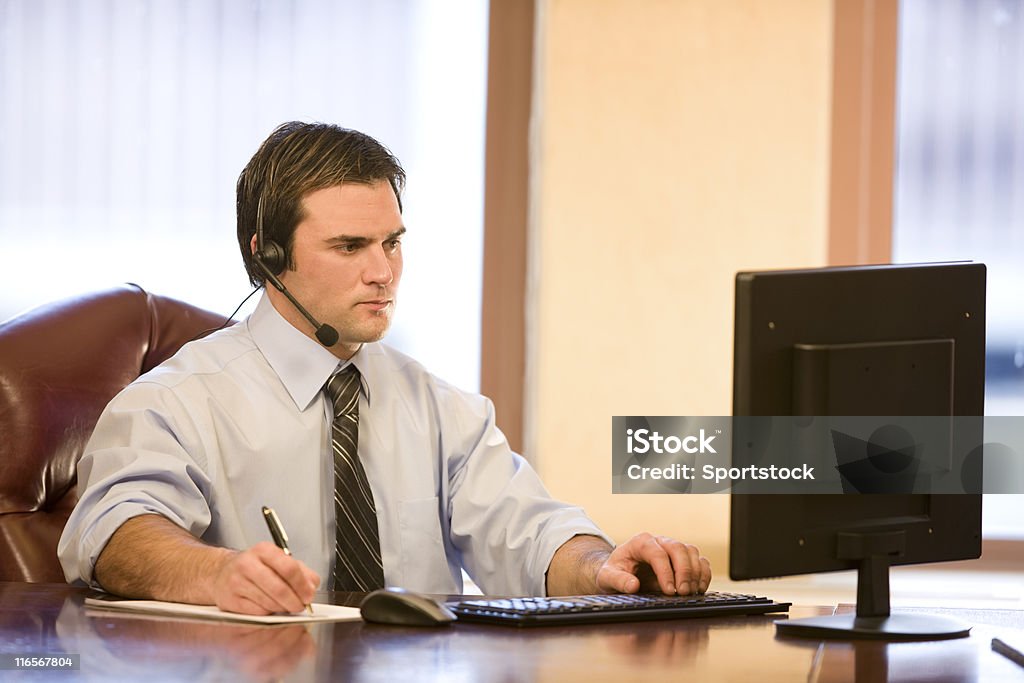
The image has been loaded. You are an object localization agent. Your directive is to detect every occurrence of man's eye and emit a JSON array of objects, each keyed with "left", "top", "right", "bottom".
[
  {"left": 337, "top": 244, "right": 358, "bottom": 253},
  {"left": 387, "top": 239, "right": 402, "bottom": 250}
]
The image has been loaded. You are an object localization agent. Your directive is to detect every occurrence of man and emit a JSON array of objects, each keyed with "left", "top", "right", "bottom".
[{"left": 59, "top": 122, "right": 711, "bottom": 615}]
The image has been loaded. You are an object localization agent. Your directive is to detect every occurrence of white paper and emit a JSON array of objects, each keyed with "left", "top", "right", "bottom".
[{"left": 84, "top": 598, "right": 362, "bottom": 625}]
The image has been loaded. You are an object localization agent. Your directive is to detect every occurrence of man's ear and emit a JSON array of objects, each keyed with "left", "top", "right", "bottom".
[{"left": 250, "top": 233, "right": 259, "bottom": 255}]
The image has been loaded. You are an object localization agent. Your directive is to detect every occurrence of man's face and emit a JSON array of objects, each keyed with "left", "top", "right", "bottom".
[{"left": 271, "top": 180, "right": 405, "bottom": 359}]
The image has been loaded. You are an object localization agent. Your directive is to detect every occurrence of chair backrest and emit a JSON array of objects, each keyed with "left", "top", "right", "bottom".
[{"left": 0, "top": 284, "right": 228, "bottom": 582}]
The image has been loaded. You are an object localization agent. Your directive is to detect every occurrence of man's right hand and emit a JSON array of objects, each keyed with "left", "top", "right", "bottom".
[
  {"left": 212, "top": 542, "right": 320, "bottom": 615},
  {"left": 94, "top": 515, "right": 320, "bottom": 614}
]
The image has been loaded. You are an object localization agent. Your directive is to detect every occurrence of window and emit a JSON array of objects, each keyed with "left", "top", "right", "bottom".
[
  {"left": 894, "top": 0, "right": 1024, "bottom": 537},
  {"left": 0, "top": 0, "right": 488, "bottom": 391}
]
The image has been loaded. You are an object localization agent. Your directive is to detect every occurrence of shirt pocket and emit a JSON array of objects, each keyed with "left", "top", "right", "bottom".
[{"left": 398, "top": 496, "right": 457, "bottom": 593}]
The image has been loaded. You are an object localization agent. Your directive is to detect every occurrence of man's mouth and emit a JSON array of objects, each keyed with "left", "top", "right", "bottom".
[{"left": 358, "top": 299, "right": 392, "bottom": 312}]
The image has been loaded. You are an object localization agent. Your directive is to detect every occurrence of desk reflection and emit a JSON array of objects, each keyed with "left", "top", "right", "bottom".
[
  {"left": 354, "top": 615, "right": 805, "bottom": 683},
  {"left": 57, "top": 598, "right": 319, "bottom": 681},
  {"left": 811, "top": 639, "right": 980, "bottom": 683}
]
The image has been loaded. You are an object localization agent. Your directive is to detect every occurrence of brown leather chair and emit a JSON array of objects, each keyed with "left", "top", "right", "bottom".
[{"left": 0, "top": 285, "right": 227, "bottom": 582}]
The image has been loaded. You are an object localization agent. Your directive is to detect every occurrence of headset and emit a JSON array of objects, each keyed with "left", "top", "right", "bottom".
[{"left": 253, "top": 194, "right": 340, "bottom": 347}]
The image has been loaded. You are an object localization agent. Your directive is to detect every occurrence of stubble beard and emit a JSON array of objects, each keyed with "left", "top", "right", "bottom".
[{"left": 339, "top": 302, "right": 395, "bottom": 346}]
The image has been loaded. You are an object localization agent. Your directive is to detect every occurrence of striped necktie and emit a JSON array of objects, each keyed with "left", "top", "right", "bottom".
[{"left": 325, "top": 365, "right": 385, "bottom": 591}]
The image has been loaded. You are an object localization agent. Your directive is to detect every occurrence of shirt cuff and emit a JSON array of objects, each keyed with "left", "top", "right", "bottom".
[{"left": 529, "top": 512, "right": 614, "bottom": 597}]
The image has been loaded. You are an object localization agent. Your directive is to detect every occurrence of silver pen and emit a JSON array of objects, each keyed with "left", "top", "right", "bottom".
[{"left": 262, "top": 505, "right": 313, "bottom": 615}]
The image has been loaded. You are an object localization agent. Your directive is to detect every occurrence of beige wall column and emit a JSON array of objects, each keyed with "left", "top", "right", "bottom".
[
  {"left": 527, "top": 0, "right": 835, "bottom": 569},
  {"left": 481, "top": 0, "right": 536, "bottom": 454},
  {"left": 828, "top": 0, "right": 898, "bottom": 266}
]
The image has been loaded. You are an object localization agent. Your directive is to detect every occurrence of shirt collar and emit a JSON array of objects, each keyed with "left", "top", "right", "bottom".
[
  {"left": 344, "top": 344, "right": 383, "bottom": 407},
  {"left": 248, "top": 292, "right": 344, "bottom": 411}
]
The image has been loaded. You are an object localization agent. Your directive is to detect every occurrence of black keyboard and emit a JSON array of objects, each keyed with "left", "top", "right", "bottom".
[{"left": 448, "top": 591, "right": 790, "bottom": 627}]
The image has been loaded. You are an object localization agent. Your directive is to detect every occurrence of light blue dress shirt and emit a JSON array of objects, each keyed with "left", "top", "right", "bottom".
[{"left": 58, "top": 293, "right": 609, "bottom": 596}]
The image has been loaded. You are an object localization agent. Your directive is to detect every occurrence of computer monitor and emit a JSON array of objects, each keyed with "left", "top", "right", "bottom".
[{"left": 729, "top": 262, "right": 986, "bottom": 640}]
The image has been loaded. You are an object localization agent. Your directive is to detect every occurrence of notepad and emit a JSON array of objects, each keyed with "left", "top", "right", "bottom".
[{"left": 84, "top": 597, "right": 362, "bottom": 625}]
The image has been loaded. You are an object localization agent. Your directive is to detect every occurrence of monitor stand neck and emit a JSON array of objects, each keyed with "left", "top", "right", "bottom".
[{"left": 839, "top": 529, "right": 902, "bottom": 618}]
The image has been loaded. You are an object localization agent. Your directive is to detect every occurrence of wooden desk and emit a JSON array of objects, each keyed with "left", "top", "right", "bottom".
[{"left": 1, "top": 582, "right": 1022, "bottom": 681}]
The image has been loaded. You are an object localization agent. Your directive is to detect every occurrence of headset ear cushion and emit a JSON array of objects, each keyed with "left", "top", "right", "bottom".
[{"left": 259, "top": 239, "right": 287, "bottom": 275}]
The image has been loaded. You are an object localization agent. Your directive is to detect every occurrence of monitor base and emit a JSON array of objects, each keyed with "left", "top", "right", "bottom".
[{"left": 775, "top": 613, "right": 971, "bottom": 641}]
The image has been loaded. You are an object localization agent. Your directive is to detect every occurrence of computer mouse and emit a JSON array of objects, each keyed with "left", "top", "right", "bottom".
[{"left": 359, "top": 587, "right": 457, "bottom": 626}]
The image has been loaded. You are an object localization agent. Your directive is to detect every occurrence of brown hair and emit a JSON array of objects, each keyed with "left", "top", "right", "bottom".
[{"left": 236, "top": 121, "right": 406, "bottom": 286}]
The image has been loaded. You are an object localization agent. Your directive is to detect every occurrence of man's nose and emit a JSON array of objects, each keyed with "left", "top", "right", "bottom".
[{"left": 363, "top": 246, "right": 394, "bottom": 286}]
